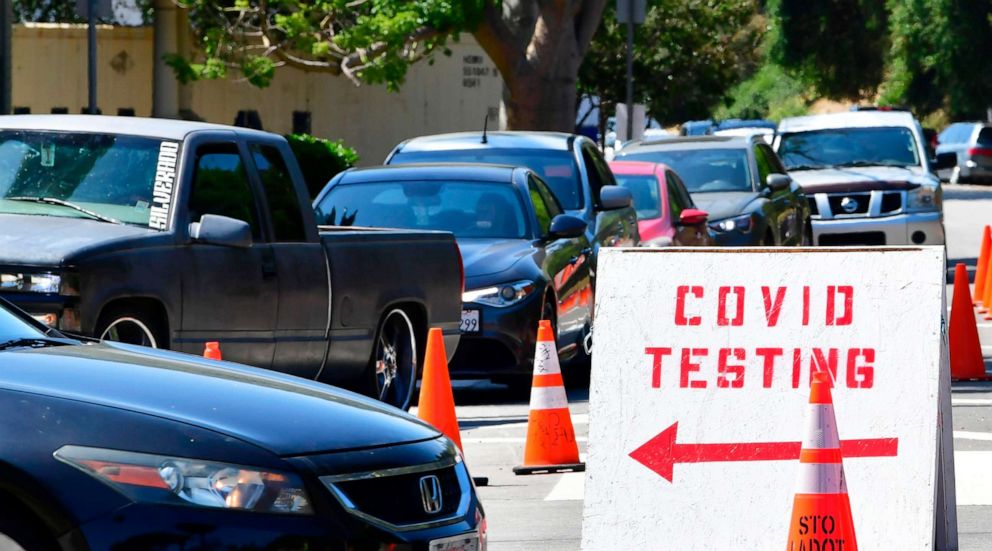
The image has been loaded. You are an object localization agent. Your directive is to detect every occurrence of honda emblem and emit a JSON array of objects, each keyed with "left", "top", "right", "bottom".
[{"left": 419, "top": 475, "right": 443, "bottom": 514}]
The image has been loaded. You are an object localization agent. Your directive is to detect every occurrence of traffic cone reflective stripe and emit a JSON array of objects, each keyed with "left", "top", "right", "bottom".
[
  {"left": 514, "top": 319, "right": 584, "bottom": 475},
  {"left": 950, "top": 263, "right": 991, "bottom": 380},
  {"left": 975, "top": 226, "right": 991, "bottom": 305},
  {"left": 203, "top": 341, "right": 222, "bottom": 360},
  {"left": 417, "top": 328, "right": 463, "bottom": 450},
  {"left": 786, "top": 371, "right": 858, "bottom": 551}
]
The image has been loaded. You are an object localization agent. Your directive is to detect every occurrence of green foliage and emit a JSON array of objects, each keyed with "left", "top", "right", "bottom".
[
  {"left": 580, "top": 0, "right": 760, "bottom": 126},
  {"left": 716, "top": 63, "right": 810, "bottom": 122},
  {"left": 882, "top": 0, "right": 992, "bottom": 119},
  {"left": 769, "top": 0, "right": 889, "bottom": 100},
  {"left": 284, "top": 134, "right": 358, "bottom": 200},
  {"left": 175, "top": 0, "right": 488, "bottom": 91}
]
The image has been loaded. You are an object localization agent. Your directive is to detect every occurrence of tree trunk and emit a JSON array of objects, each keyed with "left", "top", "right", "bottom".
[{"left": 475, "top": 1, "right": 606, "bottom": 132}]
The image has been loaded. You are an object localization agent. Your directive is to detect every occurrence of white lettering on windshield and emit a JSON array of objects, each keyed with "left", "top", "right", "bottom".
[{"left": 149, "top": 141, "right": 179, "bottom": 230}]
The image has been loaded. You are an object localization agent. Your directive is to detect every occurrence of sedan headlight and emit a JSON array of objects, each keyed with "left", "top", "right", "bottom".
[
  {"left": 708, "top": 214, "right": 753, "bottom": 233},
  {"left": 463, "top": 280, "right": 536, "bottom": 308},
  {"left": 54, "top": 446, "right": 313, "bottom": 515},
  {"left": 906, "top": 184, "right": 940, "bottom": 212},
  {"left": 0, "top": 272, "right": 61, "bottom": 293}
]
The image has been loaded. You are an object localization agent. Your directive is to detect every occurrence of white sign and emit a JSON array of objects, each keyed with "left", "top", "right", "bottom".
[{"left": 582, "top": 248, "right": 956, "bottom": 550}]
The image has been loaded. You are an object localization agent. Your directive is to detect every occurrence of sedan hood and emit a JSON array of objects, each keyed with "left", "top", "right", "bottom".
[
  {"left": 0, "top": 342, "right": 440, "bottom": 456},
  {"left": 0, "top": 214, "right": 157, "bottom": 266},
  {"left": 457, "top": 238, "right": 535, "bottom": 277},
  {"left": 691, "top": 192, "right": 760, "bottom": 221},
  {"left": 789, "top": 166, "right": 931, "bottom": 192}
]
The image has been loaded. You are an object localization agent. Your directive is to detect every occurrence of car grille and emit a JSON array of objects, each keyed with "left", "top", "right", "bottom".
[
  {"left": 321, "top": 457, "right": 470, "bottom": 532},
  {"left": 880, "top": 191, "right": 902, "bottom": 213},
  {"left": 819, "top": 232, "right": 886, "bottom": 246},
  {"left": 827, "top": 193, "right": 871, "bottom": 215},
  {"left": 810, "top": 189, "right": 905, "bottom": 219}
]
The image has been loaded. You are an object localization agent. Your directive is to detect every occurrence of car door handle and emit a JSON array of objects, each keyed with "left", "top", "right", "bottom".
[
  {"left": 569, "top": 256, "right": 580, "bottom": 265},
  {"left": 580, "top": 247, "right": 593, "bottom": 257}
]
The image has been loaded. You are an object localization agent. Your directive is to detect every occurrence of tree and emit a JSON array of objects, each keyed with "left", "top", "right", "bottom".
[
  {"left": 580, "top": 0, "right": 759, "bottom": 128},
  {"left": 769, "top": 0, "right": 889, "bottom": 100},
  {"left": 169, "top": 0, "right": 607, "bottom": 131}
]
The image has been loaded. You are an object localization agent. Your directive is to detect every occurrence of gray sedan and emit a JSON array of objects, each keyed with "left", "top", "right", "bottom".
[{"left": 937, "top": 122, "right": 992, "bottom": 184}]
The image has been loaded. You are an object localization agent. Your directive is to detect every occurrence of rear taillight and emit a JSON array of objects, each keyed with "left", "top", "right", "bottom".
[
  {"left": 968, "top": 147, "right": 992, "bottom": 157},
  {"left": 454, "top": 242, "right": 465, "bottom": 294}
]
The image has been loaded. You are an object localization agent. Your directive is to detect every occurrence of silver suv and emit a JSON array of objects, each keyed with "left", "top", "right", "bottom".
[
  {"left": 775, "top": 111, "right": 949, "bottom": 246},
  {"left": 936, "top": 122, "right": 992, "bottom": 184}
]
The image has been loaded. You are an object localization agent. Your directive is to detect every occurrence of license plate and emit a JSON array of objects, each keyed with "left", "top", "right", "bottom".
[
  {"left": 460, "top": 309, "right": 481, "bottom": 334},
  {"left": 429, "top": 533, "right": 480, "bottom": 551}
]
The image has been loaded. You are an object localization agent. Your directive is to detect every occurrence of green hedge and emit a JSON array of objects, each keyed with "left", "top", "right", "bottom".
[{"left": 285, "top": 134, "right": 359, "bottom": 200}]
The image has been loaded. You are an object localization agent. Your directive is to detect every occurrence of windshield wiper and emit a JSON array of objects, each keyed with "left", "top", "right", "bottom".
[
  {"left": 0, "top": 337, "right": 73, "bottom": 351},
  {"left": 833, "top": 161, "right": 914, "bottom": 169},
  {"left": 5, "top": 196, "right": 122, "bottom": 225},
  {"left": 786, "top": 164, "right": 833, "bottom": 171}
]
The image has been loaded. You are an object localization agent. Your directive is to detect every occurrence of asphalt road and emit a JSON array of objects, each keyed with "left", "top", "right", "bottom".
[{"left": 429, "top": 182, "right": 992, "bottom": 550}]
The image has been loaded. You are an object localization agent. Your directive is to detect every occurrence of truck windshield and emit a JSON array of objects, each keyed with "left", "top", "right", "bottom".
[
  {"left": 315, "top": 180, "right": 529, "bottom": 239},
  {"left": 0, "top": 131, "right": 180, "bottom": 229},
  {"left": 777, "top": 126, "right": 920, "bottom": 170},
  {"left": 389, "top": 149, "right": 583, "bottom": 210}
]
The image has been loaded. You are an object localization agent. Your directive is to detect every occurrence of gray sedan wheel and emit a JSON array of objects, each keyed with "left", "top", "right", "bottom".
[{"left": 370, "top": 309, "right": 418, "bottom": 410}]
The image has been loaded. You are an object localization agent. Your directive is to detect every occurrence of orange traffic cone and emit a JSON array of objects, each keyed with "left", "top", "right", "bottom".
[
  {"left": 417, "top": 328, "right": 463, "bottom": 450},
  {"left": 950, "top": 263, "right": 991, "bottom": 381},
  {"left": 513, "top": 320, "right": 584, "bottom": 475},
  {"left": 786, "top": 370, "right": 858, "bottom": 551},
  {"left": 974, "top": 226, "right": 991, "bottom": 306},
  {"left": 203, "top": 341, "right": 222, "bottom": 360},
  {"left": 982, "top": 252, "right": 992, "bottom": 314}
]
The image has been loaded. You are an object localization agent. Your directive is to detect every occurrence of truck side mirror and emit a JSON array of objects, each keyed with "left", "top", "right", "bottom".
[
  {"left": 190, "top": 214, "right": 252, "bottom": 248},
  {"left": 932, "top": 152, "right": 957, "bottom": 171},
  {"left": 600, "top": 185, "right": 633, "bottom": 210}
]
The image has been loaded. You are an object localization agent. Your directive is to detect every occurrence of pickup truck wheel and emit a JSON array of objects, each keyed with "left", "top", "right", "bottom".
[
  {"left": 370, "top": 309, "right": 418, "bottom": 410},
  {"left": 96, "top": 307, "right": 166, "bottom": 349}
]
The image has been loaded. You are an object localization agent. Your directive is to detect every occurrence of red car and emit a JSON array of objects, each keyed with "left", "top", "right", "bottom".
[{"left": 608, "top": 160, "right": 714, "bottom": 247}]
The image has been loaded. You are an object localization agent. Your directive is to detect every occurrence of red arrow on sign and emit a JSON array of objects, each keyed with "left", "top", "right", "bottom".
[{"left": 629, "top": 422, "right": 899, "bottom": 483}]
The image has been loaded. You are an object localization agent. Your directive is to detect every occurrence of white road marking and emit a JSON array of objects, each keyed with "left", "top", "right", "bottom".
[
  {"left": 545, "top": 471, "right": 586, "bottom": 501},
  {"left": 954, "top": 431, "right": 992, "bottom": 441},
  {"left": 953, "top": 399, "right": 992, "bottom": 406},
  {"left": 955, "top": 451, "right": 992, "bottom": 505}
]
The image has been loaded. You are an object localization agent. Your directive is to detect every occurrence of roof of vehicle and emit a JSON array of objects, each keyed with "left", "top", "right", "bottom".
[
  {"left": 394, "top": 131, "right": 578, "bottom": 154},
  {"left": 338, "top": 163, "right": 519, "bottom": 184},
  {"left": 0, "top": 115, "right": 275, "bottom": 141},
  {"left": 608, "top": 160, "right": 671, "bottom": 176},
  {"left": 619, "top": 135, "right": 752, "bottom": 155},
  {"left": 778, "top": 111, "right": 918, "bottom": 133}
]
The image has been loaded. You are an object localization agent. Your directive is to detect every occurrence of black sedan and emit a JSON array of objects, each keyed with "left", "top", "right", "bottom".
[
  {"left": 617, "top": 135, "right": 811, "bottom": 246},
  {"left": 0, "top": 302, "right": 483, "bottom": 549},
  {"left": 314, "top": 164, "right": 593, "bottom": 384}
]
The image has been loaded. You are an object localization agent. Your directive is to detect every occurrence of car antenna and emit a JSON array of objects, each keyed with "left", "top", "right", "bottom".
[{"left": 481, "top": 113, "right": 489, "bottom": 144}]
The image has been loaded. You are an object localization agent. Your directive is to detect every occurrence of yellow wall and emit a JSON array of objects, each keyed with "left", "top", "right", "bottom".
[
  {"left": 12, "top": 23, "right": 154, "bottom": 116},
  {"left": 10, "top": 23, "right": 503, "bottom": 164}
]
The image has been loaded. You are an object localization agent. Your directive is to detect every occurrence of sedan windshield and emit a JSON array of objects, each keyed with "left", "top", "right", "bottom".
[
  {"left": 0, "top": 131, "right": 180, "bottom": 229},
  {"left": 316, "top": 180, "right": 529, "bottom": 239},
  {"left": 614, "top": 175, "right": 662, "bottom": 219},
  {"left": 777, "top": 126, "right": 920, "bottom": 170},
  {"left": 619, "top": 149, "right": 752, "bottom": 192},
  {"left": 389, "top": 149, "right": 583, "bottom": 210}
]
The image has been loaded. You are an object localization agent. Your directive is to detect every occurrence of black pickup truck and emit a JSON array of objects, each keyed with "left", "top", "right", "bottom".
[{"left": 0, "top": 115, "right": 462, "bottom": 409}]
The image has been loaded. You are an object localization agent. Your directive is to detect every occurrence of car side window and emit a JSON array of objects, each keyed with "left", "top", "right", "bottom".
[
  {"left": 534, "top": 176, "right": 564, "bottom": 218},
  {"left": 528, "top": 175, "right": 553, "bottom": 236},
  {"left": 580, "top": 145, "right": 616, "bottom": 208},
  {"left": 762, "top": 144, "right": 789, "bottom": 174},
  {"left": 251, "top": 144, "right": 307, "bottom": 242},
  {"left": 667, "top": 171, "right": 695, "bottom": 208},
  {"left": 978, "top": 128, "right": 992, "bottom": 147},
  {"left": 666, "top": 171, "right": 686, "bottom": 220},
  {"left": 754, "top": 144, "right": 775, "bottom": 187},
  {"left": 188, "top": 144, "right": 261, "bottom": 239}
]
